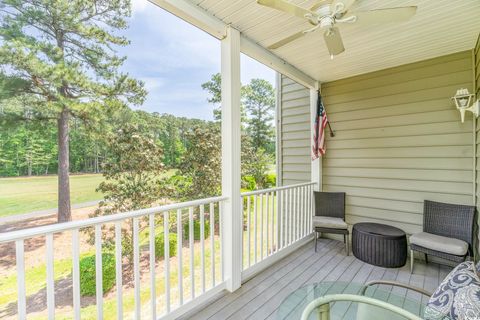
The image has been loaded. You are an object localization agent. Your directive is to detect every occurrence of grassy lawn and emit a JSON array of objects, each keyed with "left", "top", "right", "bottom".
[
  {"left": 0, "top": 174, "right": 105, "bottom": 217},
  {"left": 0, "top": 170, "right": 176, "bottom": 217}
]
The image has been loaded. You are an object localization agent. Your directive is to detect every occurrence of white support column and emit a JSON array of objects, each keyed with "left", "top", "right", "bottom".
[
  {"left": 221, "top": 26, "right": 242, "bottom": 292},
  {"left": 310, "top": 83, "right": 322, "bottom": 192}
]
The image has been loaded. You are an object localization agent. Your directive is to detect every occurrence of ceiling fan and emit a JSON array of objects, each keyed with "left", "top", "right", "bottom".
[{"left": 257, "top": 0, "right": 417, "bottom": 58}]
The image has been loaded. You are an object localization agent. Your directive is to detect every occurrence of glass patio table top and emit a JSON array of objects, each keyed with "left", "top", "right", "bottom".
[{"left": 277, "top": 281, "right": 436, "bottom": 320}]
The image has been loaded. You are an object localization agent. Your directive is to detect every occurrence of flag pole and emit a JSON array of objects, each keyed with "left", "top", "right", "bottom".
[
  {"left": 317, "top": 90, "right": 335, "bottom": 137},
  {"left": 327, "top": 121, "right": 335, "bottom": 137}
]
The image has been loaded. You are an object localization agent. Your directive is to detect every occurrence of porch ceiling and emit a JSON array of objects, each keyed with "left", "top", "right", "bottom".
[{"left": 191, "top": 0, "right": 480, "bottom": 82}]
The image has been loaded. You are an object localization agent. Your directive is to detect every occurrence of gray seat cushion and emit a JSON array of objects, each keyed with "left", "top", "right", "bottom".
[
  {"left": 312, "top": 216, "right": 348, "bottom": 229},
  {"left": 425, "top": 261, "right": 480, "bottom": 320},
  {"left": 410, "top": 232, "right": 468, "bottom": 256}
]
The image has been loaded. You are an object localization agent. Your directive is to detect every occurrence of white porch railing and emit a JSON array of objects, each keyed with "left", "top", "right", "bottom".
[
  {"left": 0, "top": 183, "right": 316, "bottom": 319},
  {"left": 0, "top": 196, "right": 227, "bottom": 320},
  {"left": 241, "top": 182, "right": 315, "bottom": 274}
]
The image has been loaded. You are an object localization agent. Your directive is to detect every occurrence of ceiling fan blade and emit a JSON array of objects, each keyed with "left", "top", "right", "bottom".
[
  {"left": 323, "top": 27, "right": 345, "bottom": 56},
  {"left": 352, "top": 6, "right": 417, "bottom": 25},
  {"left": 332, "top": 0, "right": 356, "bottom": 13},
  {"left": 268, "top": 30, "right": 307, "bottom": 49},
  {"left": 310, "top": 0, "right": 332, "bottom": 12},
  {"left": 257, "top": 0, "right": 313, "bottom": 19}
]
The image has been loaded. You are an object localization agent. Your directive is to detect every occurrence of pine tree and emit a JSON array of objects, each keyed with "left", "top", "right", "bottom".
[{"left": 0, "top": 0, "right": 146, "bottom": 221}]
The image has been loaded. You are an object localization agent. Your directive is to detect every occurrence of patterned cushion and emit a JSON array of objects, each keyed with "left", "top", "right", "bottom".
[{"left": 425, "top": 261, "right": 480, "bottom": 320}]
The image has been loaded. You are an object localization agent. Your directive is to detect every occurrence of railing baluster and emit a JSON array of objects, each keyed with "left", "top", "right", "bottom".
[
  {"left": 46, "top": 233, "right": 55, "bottom": 319},
  {"left": 72, "top": 229, "right": 81, "bottom": 320},
  {"left": 164, "top": 211, "right": 171, "bottom": 313},
  {"left": 209, "top": 203, "right": 215, "bottom": 288},
  {"left": 149, "top": 214, "right": 156, "bottom": 319},
  {"left": 260, "top": 194, "right": 264, "bottom": 260},
  {"left": 272, "top": 191, "right": 276, "bottom": 253},
  {"left": 177, "top": 209, "right": 183, "bottom": 305},
  {"left": 253, "top": 195, "right": 258, "bottom": 264},
  {"left": 220, "top": 201, "right": 224, "bottom": 282},
  {"left": 133, "top": 218, "right": 140, "bottom": 319},
  {"left": 115, "top": 222, "right": 123, "bottom": 320},
  {"left": 295, "top": 187, "right": 299, "bottom": 241},
  {"left": 189, "top": 207, "right": 195, "bottom": 300},
  {"left": 240, "top": 196, "right": 244, "bottom": 269},
  {"left": 95, "top": 225, "right": 103, "bottom": 319},
  {"left": 309, "top": 185, "right": 315, "bottom": 232},
  {"left": 247, "top": 195, "right": 251, "bottom": 267},
  {"left": 279, "top": 189, "right": 283, "bottom": 250},
  {"left": 304, "top": 186, "right": 308, "bottom": 237},
  {"left": 301, "top": 186, "right": 305, "bottom": 238},
  {"left": 200, "top": 205, "right": 205, "bottom": 293},
  {"left": 289, "top": 188, "right": 293, "bottom": 245},
  {"left": 265, "top": 193, "right": 270, "bottom": 257},
  {"left": 16, "top": 240, "right": 26, "bottom": 320}
]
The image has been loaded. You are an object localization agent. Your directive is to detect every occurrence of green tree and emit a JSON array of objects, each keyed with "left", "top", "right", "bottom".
[
  {"left": 243, "top": 79, "right": 275, "bottom": 154},
  {"left": 0, "top": 0, "right": 146, "bottom": 222},
  {"left": 201, "top": 73, "right": 222, "bottom": 121},
  {"left": 91, "top": 124, "right": 164, "bottom": 262},
  {"left": 167, "top": 123, "right": 221, "bottom": 201}
]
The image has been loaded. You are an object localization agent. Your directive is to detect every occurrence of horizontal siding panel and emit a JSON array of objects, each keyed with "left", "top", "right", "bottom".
[
  {"left": 283, "top": 155, "right": 311, "bottom": 165},
  {"left": 327, "top": 121, "right": 471, "bottom": 140},
  {"left": 282, "top": 97, "right": 309, "bottom": 109},
  {"left": 283, "top": 139, "right": 310, "bottom": 148},
  {"left": 324, "top": 158, "right": 472, "bottom": 170},
  {"left": 328, "top": 99, "right": 451, "bottom": 121},
  {"left": 326, "top": 83, "right": 473, "bottom": 113},
  {"left": 324, "top": 57, "right": 472, "bottom": 96},
  {"left": 281, "top": 113, "right": 310, "bottom": 125},
  {"left": 324, "top": 70, "right": 472, "bottom": 104},
  {"left": 282, "top": 90, "right": 308, "bottom": 102},
  {"left": 282, "top": 122, "right": 310, "bottom": 133},
  {"left": 282, "top": 106, "right": 310, "bottom": 117},
  {"left": 324, "top": 167, "right": 471, "bottom": 183},
  {"left": 282, "top": 131, "right": 310, "bottom": 141},
  {"left": 283, "top": 147, "right": 310, "bottom": 156},
  {"left": 324, "top": 185, "right": 473, "bottom": 205},
  {"left": 283, "top": 164, "right": 310, "bottom": 172},
  {"left": 328, "top": 133, "right": 472, "bottom": 149},
  {"left": 322, "top": 51, "right": 472, "bottom": 90},
  {"left": 323, "top": 176, "right": 471, "bottom": 195},
  {"left": 346, "top": 206, "right": 423, "bottom": 225},
  {"left": 282, "top": 171, "right": 310, "bottom": 181},
  {"left": 282, "top": 82, "right": 306, "bottom": 93},
  {"left": 331, "top": 110, "right": 463, "bottom": 131},
  {"left": 326, "top": 145, "right": 472, "bottom": 159},
  {"left": 347, "top": 196, "right": 422, "bottom": 214}
]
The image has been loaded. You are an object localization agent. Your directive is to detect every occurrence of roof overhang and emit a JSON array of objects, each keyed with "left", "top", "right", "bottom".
[{"left": 150, "top": 0, "right": 480, "bottom": 86}]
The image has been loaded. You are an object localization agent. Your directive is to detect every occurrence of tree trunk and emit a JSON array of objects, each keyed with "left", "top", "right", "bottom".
[{"left": 57, "top": 107, "right": 71, "bottom": 222}]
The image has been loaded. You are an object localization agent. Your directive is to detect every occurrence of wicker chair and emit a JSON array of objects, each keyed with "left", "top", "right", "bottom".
[
  {"left": 409, "top": 200, "right": 475, "bottom": 273},
  {"left": 313, "top": 191, "right": 349, "bottom": 254}
]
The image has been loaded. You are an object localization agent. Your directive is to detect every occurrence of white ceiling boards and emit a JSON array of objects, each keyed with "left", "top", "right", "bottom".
[{"left": 179, "top": 0, "right": 480, "bottom": 82}]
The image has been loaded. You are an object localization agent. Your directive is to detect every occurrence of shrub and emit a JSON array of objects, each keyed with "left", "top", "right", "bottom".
[
  {"left": 264, "top": 173, "right": 276, "bottom": 188},
  {"left": 183, "top": 219, "right": 210, "bottom": 240},
  {"left": 155, "top": 233, "right": 178, "bottom": 259},
  {"left": 242, "top": 175, "right": 257, "bottom": 191},
  {"left": 79, "top": 253, "right": 116, "bottom": 296}
]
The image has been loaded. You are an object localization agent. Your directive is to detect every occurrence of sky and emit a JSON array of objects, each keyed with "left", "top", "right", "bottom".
[{"left": 117, "top": 0, "right": 276, "bottom": 120}]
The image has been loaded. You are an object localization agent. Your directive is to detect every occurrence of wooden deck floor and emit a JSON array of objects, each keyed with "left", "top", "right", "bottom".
[{"left": 182, "top": 238, "right": 452, "bottom": 320}]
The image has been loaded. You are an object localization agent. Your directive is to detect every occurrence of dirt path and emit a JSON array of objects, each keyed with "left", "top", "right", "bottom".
[{"left": 0, "top": 206, "right": 96, "bottom": 276}]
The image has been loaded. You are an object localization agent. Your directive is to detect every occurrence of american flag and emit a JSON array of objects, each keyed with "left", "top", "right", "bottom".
[{"left": 312, "top": 92, "right": 328, "bottom": 160}]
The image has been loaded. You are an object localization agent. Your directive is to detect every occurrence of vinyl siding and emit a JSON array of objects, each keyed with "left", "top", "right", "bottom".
[
  {"left": 278, "top": 74, "right": 311, "bottom": 185},
  {"left": 475, "top": 33, "right": 480, "bottom": 259},
  {"left": 321, "top": 51, "right": 474, "bottom": 236}
]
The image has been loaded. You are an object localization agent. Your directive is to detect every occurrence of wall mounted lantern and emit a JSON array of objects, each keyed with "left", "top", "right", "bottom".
[{"left": 452, "top": 88, "right": 479, "bottom": 123}]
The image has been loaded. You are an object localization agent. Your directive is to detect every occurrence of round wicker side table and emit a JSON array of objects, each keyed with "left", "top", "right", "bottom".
[{"left": 352, "top": 223, "right": 407, "bottom": 268}]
